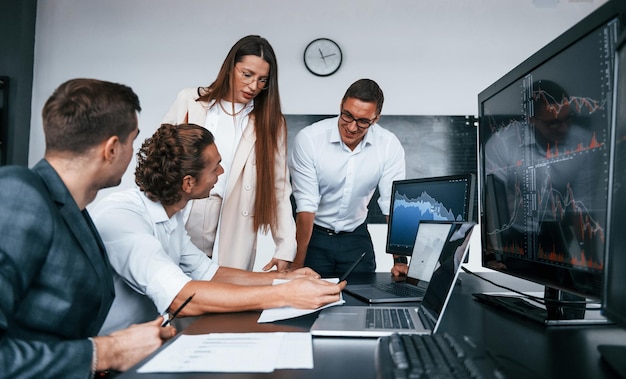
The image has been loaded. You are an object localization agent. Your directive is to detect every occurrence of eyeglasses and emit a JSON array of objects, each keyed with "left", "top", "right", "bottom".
[
  {"left": 236, "top": 68, "right": 269, "bottom": 90},
  {"left": 340, "top": 110, "right": 376, "bottom": 130}
]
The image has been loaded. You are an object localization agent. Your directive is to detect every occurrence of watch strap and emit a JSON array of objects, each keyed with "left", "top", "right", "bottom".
[{"left": 394, "top": 256, "right": 408, "bottom": 264}]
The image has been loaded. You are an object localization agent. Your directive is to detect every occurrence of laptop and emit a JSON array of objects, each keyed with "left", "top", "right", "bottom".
[
  {"left": 310, "top": 222, "right": 474, "bottom": 337},
  {"left": 344, "top": 221, "right": 459, "bottom": 303},
  {"left": 385, "top": 174, "right": 475, "bottom": 257}
]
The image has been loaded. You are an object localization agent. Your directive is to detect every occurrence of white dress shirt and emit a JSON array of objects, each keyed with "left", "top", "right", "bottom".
[
  {"left": 92, "top": 188, "right": 219, "bottom": 335},
  {"left": 206, "top": 100, "right": 252, "bottom": 197},
  {"left": 289, "top": 116, "right": 406, "bottom": 233}
]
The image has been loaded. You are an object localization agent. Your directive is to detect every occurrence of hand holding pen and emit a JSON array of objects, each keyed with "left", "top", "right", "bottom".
[
  {"left": 339, "top": 252, "right": 367, "bottom": 282},
  {"left": 162, "top": 293, "right": 195, "bottom": 327}
]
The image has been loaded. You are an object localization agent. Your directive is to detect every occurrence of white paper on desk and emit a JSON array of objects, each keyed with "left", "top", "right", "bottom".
[
  {"left": 275, "top": 333, "right": 314, "bottom": 369},
  {"left": 137, "top": 332, "right": 294, "bottom": 373},
  {"left": 257, "top": 278, "right": 345, "bottom": 323}
]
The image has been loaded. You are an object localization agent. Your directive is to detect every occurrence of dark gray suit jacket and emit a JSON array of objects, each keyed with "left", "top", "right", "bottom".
[{"left": 0, "top": 160, "right": 115, "bottom": 378}]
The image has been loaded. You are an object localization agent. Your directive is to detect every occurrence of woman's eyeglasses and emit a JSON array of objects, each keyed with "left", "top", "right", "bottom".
[{"left": 237, "top": 68, "right": 269, "bottom": 90}]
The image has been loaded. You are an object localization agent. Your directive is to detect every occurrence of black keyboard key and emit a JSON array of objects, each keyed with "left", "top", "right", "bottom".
[
  {"left": 366, "top": 308, "right": 375, "bottom": 328},
  {"left": 401, "top": 335, "right": 421, "bottom": 369},
  {"left": 376, "top": 309, "right": 383, "bottom": 328},
  {"left": 383, "top": 309, "right": 392, "bottom": 328},
  {"left": 443, "top": 333, "right": 466, "bottom": 359},
  {"left": 389, "top": 334, "right": 409, "bottom": 369}
]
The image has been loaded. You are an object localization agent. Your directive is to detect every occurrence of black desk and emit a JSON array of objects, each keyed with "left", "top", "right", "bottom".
[
  {"left": 440, "top": 272, "right": 626, "bottom": 379},
  {"left": 118, "top": 271, "right": 626, "bottom": 379}
]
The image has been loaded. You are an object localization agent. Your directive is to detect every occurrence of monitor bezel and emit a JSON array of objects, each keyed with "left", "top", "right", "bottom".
[{"left": 603, "top": 30, "right": 626, "bottom": 327}]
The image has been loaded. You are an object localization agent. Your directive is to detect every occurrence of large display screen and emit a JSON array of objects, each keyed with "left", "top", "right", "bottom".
[{"left": 479, "top": 2, "right": 624, "bottom": 300}]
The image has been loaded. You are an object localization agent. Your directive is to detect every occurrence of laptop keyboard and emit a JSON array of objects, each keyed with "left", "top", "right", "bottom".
[
  {"left": 377, "top": 333, "right": 505, "bottom": 379},
  {"left": 366, "top": 308, "right": 416, "bottom": 330},
  {"left": 373, "top": 282, "right": 425, "bottom": 298}
]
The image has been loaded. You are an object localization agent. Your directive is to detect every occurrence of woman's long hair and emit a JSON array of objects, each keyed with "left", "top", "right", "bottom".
[{"left": 197, "top": 35, "right": 285, "bottom": 233}]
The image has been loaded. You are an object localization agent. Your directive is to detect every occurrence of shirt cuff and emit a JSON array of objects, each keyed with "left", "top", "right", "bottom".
[{"left": 88, "top": 337, "right": 97, "bottom": 378}]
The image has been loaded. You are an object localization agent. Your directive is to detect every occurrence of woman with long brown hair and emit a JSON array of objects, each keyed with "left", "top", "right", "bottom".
[{"left": 163, "top": 35, "right": 295, "bottom": 271}]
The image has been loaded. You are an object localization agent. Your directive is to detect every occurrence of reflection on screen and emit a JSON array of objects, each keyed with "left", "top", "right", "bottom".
[{"left": 480, "top": 13, "right": 620, "bottom": 299}]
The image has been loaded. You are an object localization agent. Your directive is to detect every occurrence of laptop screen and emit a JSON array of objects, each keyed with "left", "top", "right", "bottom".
[
  {"left": 386, "top": 174, "right": 475, "bottom": 256},
  {"left": 420, "top": 222, "right": 475, "bottom": 332},
  {"left": 405, "top": 221, "right": 455, "bottom": 285}
]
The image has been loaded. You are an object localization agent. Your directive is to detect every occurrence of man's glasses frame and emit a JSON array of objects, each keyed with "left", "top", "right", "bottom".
[{"left": 340, "top": 110, "right": 377, "bottom": 130}]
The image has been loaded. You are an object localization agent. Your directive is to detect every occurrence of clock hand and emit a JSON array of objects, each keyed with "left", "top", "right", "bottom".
[
  {"left": 318, "top": 48, "right": 327, "bottom": 63},
  {"left": 321, "top": 53, "right": 336, "bottom": 58}
]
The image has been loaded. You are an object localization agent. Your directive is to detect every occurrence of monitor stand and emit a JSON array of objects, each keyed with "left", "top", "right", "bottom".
[
  {"left": 473, "top": 286, "right": 609, "bottom": 326},
  {"left": 598, "top": 345, "right": 626, "bottom": 378}
]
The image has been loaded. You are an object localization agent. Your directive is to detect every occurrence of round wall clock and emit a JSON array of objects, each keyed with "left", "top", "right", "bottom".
[{"left": 303, "top": 38, "right": 343, "bottom": 77}]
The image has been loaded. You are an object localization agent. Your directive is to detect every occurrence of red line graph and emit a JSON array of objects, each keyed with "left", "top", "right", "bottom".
[{"left": 533, "top": 89, "right": 606, "bottom": 117}]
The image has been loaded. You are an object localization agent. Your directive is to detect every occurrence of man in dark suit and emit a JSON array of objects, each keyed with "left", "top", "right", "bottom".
[{"left": 0, "top": 78, "right": 175, "bottom": 378}]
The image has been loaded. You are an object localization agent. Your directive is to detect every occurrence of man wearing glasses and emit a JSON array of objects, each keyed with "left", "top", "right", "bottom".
[{"left": 289, "top": 79, "right": 405, "bottom": 274}]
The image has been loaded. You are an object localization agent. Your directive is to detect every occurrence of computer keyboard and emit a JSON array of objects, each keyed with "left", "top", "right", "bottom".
[
  {"left": 373, "top": 282, "right": 426, "bottom": 298},
  {"left": 366, "top": 308, "right": 416, "bottom": 330},
  {"left": 376, "top": 333, "right": 506, "bottom": 379}
]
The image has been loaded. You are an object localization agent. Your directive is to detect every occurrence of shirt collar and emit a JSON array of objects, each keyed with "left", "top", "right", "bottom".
[{"left": 140, "top": 190, "right": 171, "bottom": 225}]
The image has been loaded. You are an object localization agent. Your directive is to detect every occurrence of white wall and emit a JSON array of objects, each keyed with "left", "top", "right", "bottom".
[{"left": 30, "top": 0, "right": 607, "bottom": 272}]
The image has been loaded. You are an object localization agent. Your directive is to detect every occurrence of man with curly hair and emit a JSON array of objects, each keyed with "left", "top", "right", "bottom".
[{"left": 92, "top": 123, "right": 345, "bottom": 335}]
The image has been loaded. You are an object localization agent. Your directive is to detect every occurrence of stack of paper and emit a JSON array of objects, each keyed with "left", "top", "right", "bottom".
[{"left": 138, "top": 332, "right": 313, "bottom": 373}]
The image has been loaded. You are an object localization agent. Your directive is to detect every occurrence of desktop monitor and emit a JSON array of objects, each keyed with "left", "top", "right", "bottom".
[
  {"left": 598, "top": 30, "right": 626, "bottom": 378},
  {"left": 385, "top": 173, "right": 475, "bottom": 256},
  {"left": 478, "top": 1, "right": 626, "bottom": 323}
]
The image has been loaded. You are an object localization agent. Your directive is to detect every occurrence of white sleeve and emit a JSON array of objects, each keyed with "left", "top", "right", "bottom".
[
  {"left": 377, "top": 133, "right": 406, "bottom": 215},
  {"left": 288, "top": 129, "right": 321, "bottom": 213},
  {"left": 93, "top": 199, "right": 193, "bottom": 314}
]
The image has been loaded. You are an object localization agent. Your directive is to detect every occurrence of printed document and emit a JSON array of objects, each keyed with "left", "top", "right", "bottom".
[{"left": 138, "top": 332, "right": 313, "bottom": 373}]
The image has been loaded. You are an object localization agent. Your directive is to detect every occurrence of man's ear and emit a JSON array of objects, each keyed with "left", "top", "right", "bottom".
[
  {"left": 102, "top": 136, "right": 121, "bottom": 163},
  {"left": 181, "top": 175, "right": 195, "bottom": 193}
]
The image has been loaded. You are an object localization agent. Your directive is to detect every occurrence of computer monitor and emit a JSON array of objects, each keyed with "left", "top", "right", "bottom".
[
  {"left": 598, "top": 30, "right": 626, "bottom": 378},
  {"left": 386, "top": 173, "right": 475, "bottom": 256},
  {"left": 478, "top": 1, "right": 626, "bottom": 324}
]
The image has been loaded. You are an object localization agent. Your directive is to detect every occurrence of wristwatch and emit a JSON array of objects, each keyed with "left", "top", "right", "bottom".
[{"left": 394, "top": 256, "right": 408, "bottom": 264}]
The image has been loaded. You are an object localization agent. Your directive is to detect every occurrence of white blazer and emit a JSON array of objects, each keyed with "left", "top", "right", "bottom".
[{"left": 162, "top": 88, "right": 296, "bottom": 270}]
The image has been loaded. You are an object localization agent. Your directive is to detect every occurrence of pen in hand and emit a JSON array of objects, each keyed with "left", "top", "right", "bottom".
[
  {"left": 339, "top": 252, "right": 367, "bottom": 282},
  {"left": 162, "top": 293, "right": 195, "bottom": 327}
]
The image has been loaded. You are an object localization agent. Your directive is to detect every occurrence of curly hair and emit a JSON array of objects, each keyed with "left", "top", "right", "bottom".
[{"left": 135, "top": 123, "right": 215, "bottom": 206}]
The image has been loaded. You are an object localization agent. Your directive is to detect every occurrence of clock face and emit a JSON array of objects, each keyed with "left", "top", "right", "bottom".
[{"left": 304, "top": 38, "right": 342, "bottom": 77}]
